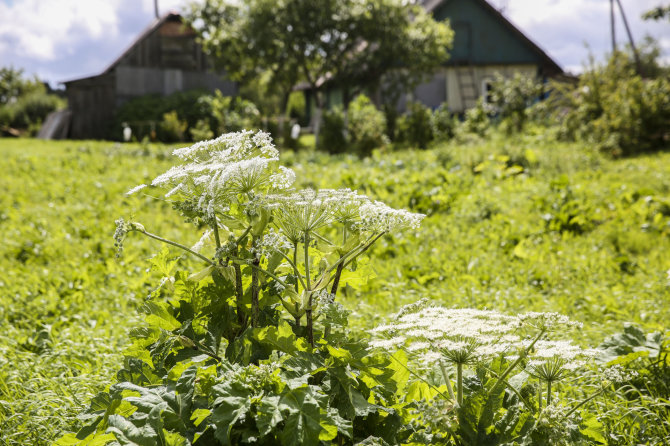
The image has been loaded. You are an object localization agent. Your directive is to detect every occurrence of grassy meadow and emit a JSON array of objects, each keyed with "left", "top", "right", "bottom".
[{"left": 1, "top": 134, "right": 669, "bottom": 444}]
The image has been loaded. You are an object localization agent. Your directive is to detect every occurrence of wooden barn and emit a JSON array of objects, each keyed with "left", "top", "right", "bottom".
[
  {"left": 305, "top": 0, "right": 563, "bottom": 118},
  {"left": 63, "top": 13, "right": 236, "bottom": 139}
]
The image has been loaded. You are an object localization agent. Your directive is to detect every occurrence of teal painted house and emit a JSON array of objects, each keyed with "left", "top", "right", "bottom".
[
  {"left": 414, "top": 0, "right": 562, "bottom": 112},
  {"left": 306, "top": 0, "right": 563, "bottom": 119}
]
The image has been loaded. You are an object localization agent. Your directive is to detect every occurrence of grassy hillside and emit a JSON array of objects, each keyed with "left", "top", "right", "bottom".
[{"left": 0, "top": 135, "right": 669, "bottom": 444}]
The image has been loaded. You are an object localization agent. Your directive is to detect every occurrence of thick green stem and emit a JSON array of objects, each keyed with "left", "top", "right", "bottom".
[
  {"left": 229, "top": 258, "right": 289, "bottom": 289},
  {"left": 293, "top": 246, "right": 299, "bottom": 292},
  {"left": 438, "top": 360, "right": 457, "bottom": 402},
  {"left": 457, "top": 363, "right": 463, "bottom": 406},
  {"left": 250, "top": 236, "right": 260, "bottom": 327},
  {"left": 137, "top": 229, "right": 214, "bottom": 266},
  {"left": 231, "top": 246, "right": 246, "bottom": 328},
  {"left": 330, "top": 261, "right": 345, "bottom": 297},
  {"left": 212, "top": 219, "right": 222, "bottom": 250},
  {"left": 538, "top": 380, "right": 543, "bottom": 411},
  {"left": 564, "top": 388, "right": 605, "bottom": 418},
  {"left": 304, "top": 230, "right": 314, "bottom": 347},
  {"left": 490, "top": 329, "right": 547, "bottom": 396},
  {"left": 546, "top": 381, "right": 552, "bottom": 406}
]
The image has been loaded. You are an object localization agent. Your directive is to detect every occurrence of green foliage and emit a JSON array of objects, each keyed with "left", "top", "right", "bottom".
[
  {"left": 3, "top": 130, "right": 670, "bottom": 445},
  {"left": 397, "top": 101, "right": 434, "bottom": 149},
  {"left": 347, "top": 94, "right": 388, "bottom": 157},
  {"left": 318, "top": 106, "right": 347, "bottom": 153},
  {"left": 489, "top": 72, "right": 543, "bottom": 134},
  {"left": 431, "top": 104, "right": 456, "bottom": 142},
  {"left": 319, "top": 96, "right": 388, "bottom": 156},
  {"left": 114, "top": 90, "right": 261, "bottom": 142},
  {"left": 0, "top": 68, "right": 65, "bottom": 134},
  {"left": 160, "top": 111, "right": 188, "bottom": 142},
  {"left": 552, "top": 51, "right": 670, "bottom": 157},
  {"left": 459, "top": 99, "right": 492, "bottom": 137}
]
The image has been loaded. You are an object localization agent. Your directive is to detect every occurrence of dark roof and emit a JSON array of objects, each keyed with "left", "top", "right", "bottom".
[
  {"left": 424, "top": 0, "right": 562, "bottom": 75},
  {"left": 63, "top": 12, "right": 183, "bottom": 85}
]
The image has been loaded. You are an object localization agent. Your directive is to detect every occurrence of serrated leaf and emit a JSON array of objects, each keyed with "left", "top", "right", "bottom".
[
  {"left": 256, "top": 395, "right": 283, "bottom": 437},
  {"left": 278, "top": 387, "right": 325, "bottom": 446},
  {"left": 580, "top": 412, "right": 607, "bottom": 444},
  {"left": 141, "top": 301, "right": 180, "bottom": 331}
]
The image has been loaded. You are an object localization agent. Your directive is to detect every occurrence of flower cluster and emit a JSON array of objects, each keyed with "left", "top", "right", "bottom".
[
  {"left": 371, "top": 303, "right": 596, "bottom": 374},
  {"left": 127, "top": 131, "right": 295, "bottom": 219}
]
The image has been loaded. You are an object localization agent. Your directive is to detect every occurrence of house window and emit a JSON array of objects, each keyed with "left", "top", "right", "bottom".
[{"left": 482, "top": 78, "right": 494, "bottom": 104}]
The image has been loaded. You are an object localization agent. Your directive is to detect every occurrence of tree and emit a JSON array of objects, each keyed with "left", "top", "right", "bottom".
[
  {"left": 0, "top": 67, "right": 40, "bottom": 105},
  {"left": 188, "top": 0, "right": 453, "bottom": 144},
  {"left": 643, "top": 5, "right": 670, "bottom": 21}
]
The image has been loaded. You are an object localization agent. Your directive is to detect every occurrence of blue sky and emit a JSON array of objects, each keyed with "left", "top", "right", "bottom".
[{"left": 0, "top": 0, "right": 668, "bottom": 87}]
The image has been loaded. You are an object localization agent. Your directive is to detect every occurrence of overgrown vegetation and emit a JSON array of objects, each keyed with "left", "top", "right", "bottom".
[
  {"left": 0, "top": 67, "right": 65, "bottom": 136},
  {"left": 2, "top": 128, "right": 669, "bottom": 444}
]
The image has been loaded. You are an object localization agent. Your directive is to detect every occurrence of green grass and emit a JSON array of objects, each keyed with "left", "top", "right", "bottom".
[{"left": 1, "top": 134, "right": 669, "bottom": 444}]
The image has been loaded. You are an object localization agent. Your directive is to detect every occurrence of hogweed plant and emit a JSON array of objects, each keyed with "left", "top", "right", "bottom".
[
  {"left": 65, "top": 131, "right": 428, "bottom": 445},
  {"left": 370, "top": 300, "right": 638, "bottom": 444},
  {"left": 63, "top": 131, "right": 638, "bottom": 446}
]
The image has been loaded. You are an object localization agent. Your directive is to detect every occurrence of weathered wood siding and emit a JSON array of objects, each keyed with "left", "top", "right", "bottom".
[{"left": 64, "top": 14, "right": 236, "bottom": 139}]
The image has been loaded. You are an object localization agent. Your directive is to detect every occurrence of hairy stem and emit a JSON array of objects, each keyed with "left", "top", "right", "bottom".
[
  {"left": 212, "top": 219, "right": 222, "bottom": 250},
  {"left": 457, "top": 363, "right": 463, "bottom": 406},
  {"left": 304, "top": 230, "right": 314, "bottom": 347},
  {"left": 564, "top": 388, "right": 605, "bottom": 418},
  {"left": 438, "top": 360, "right": 457, "bottom": 402},
  {"left": 137, "top": 228, "right": 215, "bottom": 266},
  {"left": 250, "top": 236, "right": 260, "bottom": 327},
  {"left": 546, "top": 381, "right": 552, "bottom": 406},
  {"left": 490, "top": 328, "right": 546, "bottom": 395},
  {"left": 330, "top": 261, "right": 345, "bottom": 297},
  {"left": 231, "top": 246, "right": 246, "bottom": 328}
]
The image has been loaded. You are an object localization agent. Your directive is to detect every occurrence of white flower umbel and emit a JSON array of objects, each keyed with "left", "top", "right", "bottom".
[
  {"left": 131, "top": 131, "right": 295, "bottom": 218},
  {"left": 358, "top": 200, "right": 425, "bottom": 233}
]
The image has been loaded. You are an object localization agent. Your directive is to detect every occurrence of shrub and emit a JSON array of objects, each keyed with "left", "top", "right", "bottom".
[
  {"left": 397, "top": 101, "right": 434, "bottom": 149},
  {"left": 318, "top": 106, "right": 347, "bottom": 153},
  {"left": 347, "top": 94, "right": 388, "bottom": 156},
  {"left": 489, "top": 72, "right": 543, "bottom": 134},
  {"left": 552, "top": 51, "right": 670, "bottom": 157},
  {"left": 431, "top": 103, "right": 456, "bottom": 141},
  {"left": 0, "top": 73, "right": 65, "bottom": 135},
  {"left": 114, "top": 90, "right": 262, "bottom": 142},
  {"left": 159, "top": 110, "right": 188, "bottom": 142},
  {"left": 459, "top": 98, "right": 492, "bottom": 137}
]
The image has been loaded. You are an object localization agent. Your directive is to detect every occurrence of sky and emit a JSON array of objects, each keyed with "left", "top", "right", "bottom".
[{"left": 0, "top": 0, "right": 668, "bottom": 87}]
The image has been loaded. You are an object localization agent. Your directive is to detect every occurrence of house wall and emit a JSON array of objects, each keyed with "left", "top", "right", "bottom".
[
  {"left": 115, "top": 67, "right": 236, "bottom": 105},
  {"left": 432, "top": 0, "right": 541, "bottom": 65},
  {"left": 65, "top": 73, "right": 116, "bottom": 139},
  {"left": 444, "top": 64, "right": 537, "bottom": 112}
]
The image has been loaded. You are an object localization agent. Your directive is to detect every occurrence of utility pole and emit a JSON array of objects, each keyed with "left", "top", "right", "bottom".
[
  {"left": 154, "top": 0, "right": 159, "bottom": 19},
  {"left": 615, "top": 0, "right": 643, "bottom": 76},
  {"left": 609, "top": 0, "right": 616, "bottom": 53}
]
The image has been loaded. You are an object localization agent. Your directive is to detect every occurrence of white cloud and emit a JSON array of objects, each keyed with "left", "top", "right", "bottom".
[
  {"left": 0, "top": 0, "right": 123, "bottom": 61},
  {"left": 0, "top": 0, "right": 667, "bottom": 82}
]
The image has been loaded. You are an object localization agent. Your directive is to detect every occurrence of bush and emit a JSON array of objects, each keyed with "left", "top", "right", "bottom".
[
  {"left": 459, "top": 98, "right": 492, "bottom": 137},
  {"left": 318, "top": 106, "right": 347, "bottom": 153},
  {"left": 552, "top": 51, "right": 670, "bottom": 157},
  {"left": 160, "top": 110, "right": 188, "bottom": 142},
  {"left": 347, "top": 94, "right": 388, "bottom": 156},
  {"left": 431, "top": 104, "right": 456, "bottom": 142},
  {"left": 397, "top": 101, "right": 433, "bottom": 149},
  {"left": 0, "top": 72, "right": 65, "bottom": 135},
  {"left": 489, "top": 72, "right": 543, "bottom": 134},
  {"left": 114, "top": 89, "right": 261, "bottom": 142}
]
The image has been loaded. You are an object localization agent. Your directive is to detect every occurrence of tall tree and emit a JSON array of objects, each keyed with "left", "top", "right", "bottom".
[{"left": 188, "top": 0, "right": 453, "bottom": 143}]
